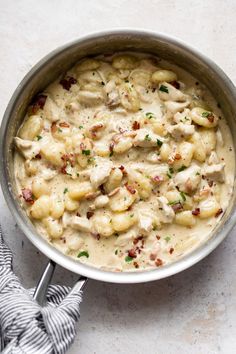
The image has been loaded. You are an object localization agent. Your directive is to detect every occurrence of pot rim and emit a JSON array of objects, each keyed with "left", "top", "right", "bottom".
[{"left": 1, "top": 28, "right": 236, "bottom": 284}]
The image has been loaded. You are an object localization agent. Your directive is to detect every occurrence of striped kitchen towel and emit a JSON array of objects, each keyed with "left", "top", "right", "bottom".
[{"left": 0, "top": 228, "right": 83, "bottom": 354}]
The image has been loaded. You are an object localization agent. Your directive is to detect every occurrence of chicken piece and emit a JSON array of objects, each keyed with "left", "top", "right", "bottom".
[
  {"left": 174, "top": 165, "right": 201, "bottom": 193},
  {"left": 173, "top": 109, "right": 192, "bottom": 124},
  {"left": 159, "top": 82, "right": 189, "bottom": 102},
  {"left": 164, "top": 101, "right": 190, "bottom": 115},
  {"left": 168, "top": 123, "right": 195, "bottom": 140},
  {"left": 90, "top": 159, "right": 113, "bottom": 188},
  {"left": 43, "top": 96, "right": 61, "bottom": 122},
  {"left": 138, "top": 210, "right": 155, "bottom": 234},
  {"left": 133, "top": 128, "right": 164, "bottom": 148},
  {"left": 204, "top": 164, "right": 225, "bottom": 183},
  {"left": 71, "top": 216, "right": 91, "bottom": 232},
  {"left": 157, "top": 196, "right": 175, "bottom": 223},
  {"left": 14, "top": 137, "right": 41, "bottom": 160},
  {"left": 105, "top": 80, "right": 120, "bottom": 108}
]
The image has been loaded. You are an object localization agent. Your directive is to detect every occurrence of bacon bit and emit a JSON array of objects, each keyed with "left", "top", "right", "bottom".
[
  {"left": 152, "top": 175, "right": 164, "bottom": 184},
  {"left": 215, "top": 208, "right": 223, "bottom": 217},
  {"left": 35, "top": 153, "right": 41, "bottom": 159},
  {"left": 133, "top": 261, "right": 139, "bottom": 269},
  {"left": 208, "top": 180, "right": 214, "bottom": 187},
  {"left": 156, "top": 235, "right": 161, "bottom": 240},
  {"left": 172, "top": 202, "right": 183, "bottom": 212},
  {"left": 90, "top": 123, "right": 104, "bottom": 138},
  {"left": 76, "top": 212, "right": 81, "bottom": 217},
  {"left": 155, "top": 258, "right": 163, "bottom": 267},
  {"left": 108, "top": 187, "right": 120, "bottom": 197},
  {"left": 87, "top": 211, "right": 94, "bottom": 219},
  {"left": 192, "top": 208, "right": 200, "bottom": 216},
  {"left": 61, "top": 153, "right": 75, "bottom": 167},
  {"left": 125, "top": 183, "right": 136, "bottom": 195},
  {"left": 133, "top": 236, "right": 143, "bottom": 245},
  {"left": 31, "top": 94, "right": 47, "bottom": 114},
  {"left": 207, "top": 113, "right": 214, "bottom": 123},
  {"left": 59, "top": 121, "right": 70, "bottom": 128},
  {"left": 51, "top": 122, "right": 57, "bottom": 134},
  {"left": 59, "top": 76, "right": 77, "bottom": 91},
  {"left": 169, "top": 247, "right": 174, "bottom": 254},
  {"left": 170, "top": 80, "right": 180, "bottom": 89},
  {"left": 175, "top": 153, "right": 182, "bottom": 160},
  {"left": 109, "top": 141, "right": 114, "bottom": 153},
  {"left": 118, "top": 165, "right": 127, "bottom": 176},
  {"left": 128, "top": 249, "right": 137, "bottom": 258},
  {"left": 150, "top": 253, "right": 156, "bottom": 261},
  {"left": 21, "top": 188, "right": 34, "bottom": 204},
  {"left": 132, "top": 121, "right": 140, "bottom": 130},
  {"left": 60, "top": 236, "right": 66, "bottom": 244},
  {"left": 91, "top": 232, "right": 100, "bottom": 240}
]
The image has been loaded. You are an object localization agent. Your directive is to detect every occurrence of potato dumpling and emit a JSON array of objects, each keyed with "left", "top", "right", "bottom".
[
  {"left": 175, "top": 211, "right": 196, "bottom": 227},
  {"left": 50, "top": 196, "right": 65, "bottom": 219},
  {"left": 112, "top": 55, "right": 138, "bottom": 70},
  {"left": 76, "top": 58, "right": 100, "bottom": 72},
  {"left": 109, "top": 187, "right": 137, "bottom": 212},
  {"left": 104, "top": 168, "right": 123, "bottom": 193},
  {"left": 19, "top": 115, "right": 43, "bottom": 141},
  {"left": 119, "top": 83, "right": 140, "bottom": 112},
  {"left": 30, "top": 195, "right": 51, "bottom": 219},
  {"left": 69, "top": 182, "right": 93, "bottom": 200},
  {"left": 43, "top": 217, "right": 63, "bottom": 239},
  {"left": 91, "top": 212, "right": 114, "bottom": 237},
  {"left": 198, "top": 198, "right": 220, "bottom": 219},
  {"left": 112, "top": 212, "right": 137, "bottom": 232},
  {"left": 190, "top": 107, "right": 219, "bottom": 128},
  {"left": 151, "top": 70, "right": 177, "bottom": 83},
  {"left": 40, "top": 142, "right": 65, "bottom": 167},
  {"left": 32, "top": 178, "right": 50, "bottom": 198}
]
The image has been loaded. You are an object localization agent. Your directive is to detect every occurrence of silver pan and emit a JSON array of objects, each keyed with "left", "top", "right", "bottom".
[{"left": 1, "top": 30, "right": 236, "bottom": 297}]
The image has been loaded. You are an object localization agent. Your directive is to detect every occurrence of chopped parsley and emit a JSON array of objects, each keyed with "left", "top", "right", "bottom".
[
  {"left": 77, "top": 251, "right": 89, "bottom": 258},
  {"left": 178, "top": 165, "right": 187, "bottom": 172},
  {"left": 58, "top": 128, "right": 63, "bottom": 133},
  {"left": 101, "top": 81, "right": 105, "bottom": 86},
  {"left": 63, "top": 188, "right": 68, "bottom": 194},
  {"left": 145, "top": 134, "right": 151, "bottom": 141},
  {"left": 164, "top": 236, "right": 171, "bottom": 242},
  {"left": 156, "top": 139, "right": 163, "bottom": 147},
  {"left": 82, "top": 149, "right": 91, "bottom": 156},
  {"left": 36, "top": 135, "right": 42, "bottom": 140},
  {"left": 79, "top": 125, "right": 84, "bottom": 129},
  {"left": 196, "top": 171, "right": 200, "bottom": 176},
  {"left": 130, "top": 214, "right": 134, "bottom": 218},
  {"left": 168, "top": 200, "right": 180, "bottom": 206},
  {"left": 159, "top": 85, "right": 169, "bottom": 93},
  {"left": 180, "top": 191, "right": 186, "bottom": 202},
  {"left": 167, "top": 167, "right": 174, "bottom": 179},
  {"left": 109, "top": 151, "right": 114, "bottom": 157},
  {"left": 202, "top": 111, "right": 211, "bottom": 118},
  {"left": 115, "top": 249, "right": 118, "bottom": 255},
  {"left": 87, "top": 157, "right": 95, "bottom": 164},
  {"left": 146, "top": 112, "right": 155, "bottom": 119},
  {"left": 125, "top": 256, "right": 133, "bottom": 263}
]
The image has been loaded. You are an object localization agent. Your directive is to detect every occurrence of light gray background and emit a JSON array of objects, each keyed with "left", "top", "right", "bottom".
[{"left": 0, "top": 1, "right": 236, "bottom": 353}]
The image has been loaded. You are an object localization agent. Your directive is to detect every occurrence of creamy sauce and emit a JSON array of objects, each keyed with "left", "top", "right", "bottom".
[{"left": 13, "top": 52, "right": 235, "bottom": 272}]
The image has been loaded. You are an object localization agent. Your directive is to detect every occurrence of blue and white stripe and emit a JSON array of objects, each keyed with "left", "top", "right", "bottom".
[{"left": 0, "top": 228, "right": 82, "bottom": 354}]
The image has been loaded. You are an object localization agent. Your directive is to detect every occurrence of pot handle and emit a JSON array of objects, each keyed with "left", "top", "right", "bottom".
[{"left": 33, "top": 259, "right": 87, "bottom": 306}]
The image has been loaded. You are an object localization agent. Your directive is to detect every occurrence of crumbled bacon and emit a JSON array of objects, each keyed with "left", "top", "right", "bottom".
[
  {"left": 125, "top": 183, "right": 136, "bottom": 194},
  {"left": 155, "top": 258, "right": 163, "bottom": 267},
  {"left": 169, "top": 247, "right": 174, "bottom": 254},
  {"left": 87, "top": 211, "right": 94, "bottom": 219},
  {"left": 109, "top": 142, "right": 114, "bottom": 154},
  {"left": 76, "top": 212, "right": 81, "bottom": 217},
  {"left": 133, "top": 236, "right": 143, "bottom": 245},
  {"left": 208, "top": 180, "right": 214, "bottom": 187},
  {"left": 128, "top": 248, "right": 137, "bottom": 258},
  {"left": 170, "top": 81, "right": 180, "bottom": 89},
  {"left": 51, "top": 122, "right": 57, "bottom": 134},
  {"left": 175, "top": 153, "right": 182, "bottom": 160},
  {"left": 132, "top": 121, "right": 140, "bottom": 130},
  {"left": 152, "top": 175, "right": 164, "bottom": 184},
  {"left": 192, "top": 208, "right": 200, "bottom": 216},
  {"left": 172, "top": 202, "right": 183, "bottom": 212},
  {"left": 59, "top": 121, "right": 70, "bottom": 128},
  {"left": 30, "top": 94, "right": 47, "bottom": 114},
  {"left": 156, "top": 235, "right": 161, "bottom": 240},
  {"left": 150, "top": 253, "right": 156, "bottom": 261},
  {"left": 207, "top": 114, "right": 215, "bottom": 123},
  {"left": 21, "top": 188, "right": 34, "bottom": 204},
  {"left": 215, "top": 208, "right": 223, "bottom": 217},
  {"left": 133, "top": 261, "right": 139, "bottom": 268},
  {"left": 118, "top": 165, "right": 127, "bottom": 176},
  {"left": 61, "top": 153, "right": 75, "bottom": 167},
  {"left": 35, "top": 153, "right": 41, "bottom": 159},
  {"left": 59, "top": 76, "right": 77, "bottom": 91}
]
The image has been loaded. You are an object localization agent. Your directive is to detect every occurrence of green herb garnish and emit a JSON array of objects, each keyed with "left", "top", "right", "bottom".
[
  {"left": 156, "top": 139, "right": 163, "bottom": 147},
  {"left": 79, "top": 125, "right": 84, "bottom": 129},
  {"left": 109, "top": 151, "right": 114, "bottom": 157},
  {"left": 168, "top": 200, "right": 180, "bottom": 206},
  {"left": 58, "top": 128, "right": 63, "bottom": 133},
  {"left": 82, "top": 149, "right": 91, "bottom": 156},
  {"left": 180, "top": 191, "right": 186, "bottom": 202},
  {"left": 115, "top": 249, "right": 118, "bottom": 255},
  {"left": 87, "top": 157, "right": 95, "bottom": 164},
  {"left": 164, "top": 236, "right": 171, "bottom": 242},
  {"left": 202, "top": 111, "right": 211, "bottom": 118},
  {"left": 146, "top": 112, "right": 155, "bottom": 119},
  {"left": 196, "top": 171, "right": 200, "bottom": 176},
  {"left": 178, "top": 165, "right": 187, "bottom": 172},
  {"left": 77, "top": 251, "right": 89, "bottom": 258},
  {"left": 159, "top": 85, "right": 169, "bottom": 93},
  {"left": 125, "top": 256, "right": 133, "bottom": 262},
  {"left": 130, "top": 214, "right": 134, "bottom": 218},
  {"left": 63, "top": 188, "right": 68, "bottom": 194},
  {"left": 145, "top": 134, "right": 151, "bottom": 141},
  {"left": 36, "top": 135, "right": 42, "bottom": 140}
]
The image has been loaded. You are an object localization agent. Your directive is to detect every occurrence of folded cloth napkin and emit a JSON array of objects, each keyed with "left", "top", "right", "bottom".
[{"left": 0, "top": 227, "right": 83, "bottom": 354}]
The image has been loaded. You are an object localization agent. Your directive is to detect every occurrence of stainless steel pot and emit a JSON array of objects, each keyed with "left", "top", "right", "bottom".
[{"left": 1, "top": 30, "right": 236, "bottom": 287}]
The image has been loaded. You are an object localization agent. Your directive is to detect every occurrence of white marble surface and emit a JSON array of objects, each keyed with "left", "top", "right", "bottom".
[{"left": 0, "top": 1, "right": 236, "bottom": 353}]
